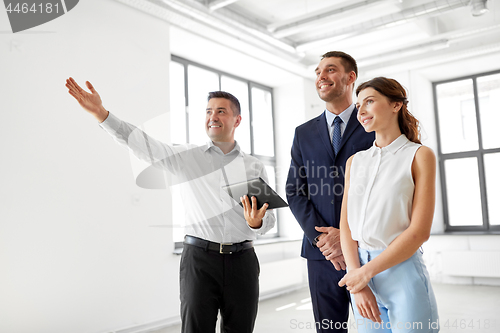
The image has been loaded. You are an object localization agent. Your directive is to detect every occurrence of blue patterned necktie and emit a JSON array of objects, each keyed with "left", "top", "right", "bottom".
[{"left": 332, "top": 116, "right": 343, "bottom": 155}]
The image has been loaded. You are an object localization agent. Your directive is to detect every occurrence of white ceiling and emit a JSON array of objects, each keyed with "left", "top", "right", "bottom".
[{"left": 119, "top": 0, "right": 500, "bottom": 79}]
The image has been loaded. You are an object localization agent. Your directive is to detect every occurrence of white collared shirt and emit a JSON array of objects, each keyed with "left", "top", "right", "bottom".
[
  {"left": 347, "top": 134, "right": 421, "bottom": 250},
  {"left": 100, "top": 112, "right": 276, "bottom": 243},
  {"left": 324, "top": 103, "right": 355, "bottom": 142}
]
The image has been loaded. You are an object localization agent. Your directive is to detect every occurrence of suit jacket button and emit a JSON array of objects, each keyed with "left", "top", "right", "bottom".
[
  {"left": 331, "top": 200, "right": 334, "bottom": 205},
  {"left": 332, "top": 171, "right": 338, "bottom": 177}
]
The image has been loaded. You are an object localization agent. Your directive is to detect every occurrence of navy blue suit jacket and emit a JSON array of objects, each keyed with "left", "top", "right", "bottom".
[{"left": 286, "top": 109, "right": 375, "bottom": 260}]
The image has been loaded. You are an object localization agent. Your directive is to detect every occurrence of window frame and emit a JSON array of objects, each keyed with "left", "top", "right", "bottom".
[
  {"left": 170, "top": 55, "right": 279, "bottom": 248},
  {"left": 433, "top": 69, "right": 500, "bottom": 232}
]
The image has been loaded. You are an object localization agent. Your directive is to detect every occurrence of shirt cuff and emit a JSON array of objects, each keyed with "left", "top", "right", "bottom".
[
  {"left": 99, "top": 112, "right": 121, "bottom": 133},
  {"left": 247, "top": 211, "right": 275, "bottom": 234},
  {"left": 247, "top": 219, "right": 265, "bottom": 231}
]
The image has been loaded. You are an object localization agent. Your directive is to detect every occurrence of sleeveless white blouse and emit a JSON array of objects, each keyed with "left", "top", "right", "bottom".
[{"left": 347, "top": 134, "right": 421, "bottom": 250}]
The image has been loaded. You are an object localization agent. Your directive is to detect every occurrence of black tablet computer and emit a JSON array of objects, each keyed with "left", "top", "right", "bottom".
[{"left": 222, "top": 177, "right": 288, "bottom": 210}]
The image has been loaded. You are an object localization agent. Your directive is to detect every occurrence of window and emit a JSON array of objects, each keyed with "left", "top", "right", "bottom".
[
  {"left": 169, "top": 56, "right": 279, "bottom": 245},
  {"left": 433, "top": 70, "right": 500, "bottom": 232}
]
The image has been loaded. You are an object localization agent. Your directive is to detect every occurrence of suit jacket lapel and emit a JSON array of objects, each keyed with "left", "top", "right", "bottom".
[
  {"left": 338, "top": 107, "right": 361, "bottom": 153},
  {"left": 316, "top": 112, "right": 335, "bottom": 161}
]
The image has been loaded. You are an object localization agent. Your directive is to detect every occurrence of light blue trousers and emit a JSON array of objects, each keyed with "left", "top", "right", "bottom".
[{"left": 351, "top": 248, "right": 440, "bottom": 333}]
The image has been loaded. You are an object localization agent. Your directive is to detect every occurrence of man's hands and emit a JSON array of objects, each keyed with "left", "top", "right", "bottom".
[
  {"left": 241, "top": 195, "right": 268, "bottom": 229},
  {"left": 315, "top": 226, "right": 346, "bottom": 270},
  {"left": 65, "top": 77, "right": 109, "bottom": 123}
]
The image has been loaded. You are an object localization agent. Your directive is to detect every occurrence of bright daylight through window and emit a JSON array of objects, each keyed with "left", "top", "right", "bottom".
[{"left": 434, "top": 71, "right": 500, "bottom": 232}]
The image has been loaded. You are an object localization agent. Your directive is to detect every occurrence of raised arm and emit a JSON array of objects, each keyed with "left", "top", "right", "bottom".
[
  {"left": 339, "top": 146, "right": 436, "bottom": 294},
  {"left": 65, "top": 77, "right": 109, "bottom": 123},
  {"left": 65, "top": 77, "right": 187, "bottom": 174}
]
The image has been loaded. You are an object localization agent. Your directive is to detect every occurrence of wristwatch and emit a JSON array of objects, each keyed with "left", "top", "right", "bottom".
[{"left": 312, "top": 235, "right": 321, "bottom": 247}]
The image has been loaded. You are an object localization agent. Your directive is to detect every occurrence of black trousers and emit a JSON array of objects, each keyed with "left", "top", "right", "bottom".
[{"left": 180, "top": 243, "right": 260, "bottom": 333}]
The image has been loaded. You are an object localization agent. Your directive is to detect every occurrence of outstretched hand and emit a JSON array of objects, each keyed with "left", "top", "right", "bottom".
[
  {"left": 241, "top": 195, "right": 268, "bottom": 229},
  {"left": 65, "top": 77, "right": 109, "bottom": 122}
]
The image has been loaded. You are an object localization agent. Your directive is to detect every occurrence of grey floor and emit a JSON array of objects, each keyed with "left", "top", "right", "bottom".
[{"left": 153, "top": 283, "right": 500, "bottom": 332}]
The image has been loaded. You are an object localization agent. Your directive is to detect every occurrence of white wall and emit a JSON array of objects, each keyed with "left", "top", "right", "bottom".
[
  {"left": 273, "top": 78, "right": 306, "bottom": 240},
  {"left": 0, "top": 1, "right": 179, "bottom": 332}
]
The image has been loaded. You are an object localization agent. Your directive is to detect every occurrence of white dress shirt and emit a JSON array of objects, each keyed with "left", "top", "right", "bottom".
[
  {"left": 100, "top": 112, "right": 276, "bottom": 244},
  {"left": 347, "top": 134, "right": 421, "bottom": 250}
]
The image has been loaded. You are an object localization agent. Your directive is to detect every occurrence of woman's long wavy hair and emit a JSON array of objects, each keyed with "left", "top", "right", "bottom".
[{"left": 356, "top": 77, "right": 421, "bottom": 144}]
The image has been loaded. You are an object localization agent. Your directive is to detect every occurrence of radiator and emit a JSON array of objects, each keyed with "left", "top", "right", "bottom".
[
  {"left": 260, "top": 257, "right": 306, "bottom": 295},
  {"left": 442, "top": 251, "right": 500, "bottom": 278}
]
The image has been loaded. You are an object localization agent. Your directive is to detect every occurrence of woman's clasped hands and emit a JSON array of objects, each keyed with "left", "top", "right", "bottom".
[{"left": 338, "top": 267, "right": 382, "bottom": 323}]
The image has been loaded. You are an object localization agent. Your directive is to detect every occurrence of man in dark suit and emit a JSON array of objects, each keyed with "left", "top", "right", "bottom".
[{"left": 286, "top": 51, "right": 375, "bottom": 332}]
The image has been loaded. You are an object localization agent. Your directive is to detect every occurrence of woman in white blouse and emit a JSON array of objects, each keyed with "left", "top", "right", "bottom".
[{"left": 339, "top": 77, "right": 439, "bottom": 332}]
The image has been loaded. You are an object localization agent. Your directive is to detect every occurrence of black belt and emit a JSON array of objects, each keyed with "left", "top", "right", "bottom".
[{"left": 184, "top": 235, "right": 253, "bottom": 254}]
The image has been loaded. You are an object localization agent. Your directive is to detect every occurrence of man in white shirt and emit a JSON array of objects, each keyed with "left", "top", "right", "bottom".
[{"left": 65, "top": 77, "right": 276, "bottom": 333}]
